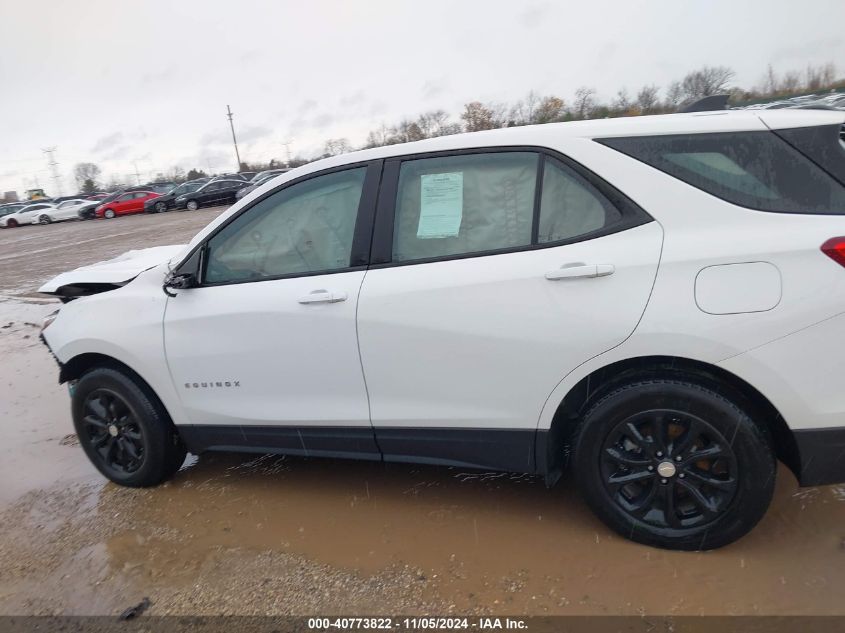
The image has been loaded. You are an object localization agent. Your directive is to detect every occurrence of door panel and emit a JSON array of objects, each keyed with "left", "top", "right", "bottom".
[
  {"left": 163, "top": 163, "right": 379, "bottom": 455},
  {"left": 164, "top": 271, "right": 371, "bottom": 429},
  {"left": 358, "top": 222, "right": 662, "bottom": 433},
  {"left": 357, "top": 143, "right": 662, "bottom": 472}
]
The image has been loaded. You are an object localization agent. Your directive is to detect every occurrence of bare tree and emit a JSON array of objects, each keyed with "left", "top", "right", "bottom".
[
  {"left": 392, "top": 120, "right": 426, "bottom": 143},
  {"left": 461, "top": 102, "right": 501, "bottom": 132},
  {"left": 612, "top": 88, "right": 632, "bottom": 113},
  {"left": 416, "top": 110, "right": 460, "bottom": 137},
  {"left": 323, "top": 138, "right": 352, "bottom": 156},
  {"left": 781, "top": 71, "right": 801, "bottom": 93},
  {"left": 820, "top": 62, "right": 836, "bottom": 86},
  {"left": 635, "top": 85, "right": 660, "bottom": 114},
  {"left": 680, "top": 65, "right": 735, "bottom": 101},
  {"left": 508, "top": 90, "right": 541, "bottom": 126},
  {"left": 73, "top": 162, "right": 101, "bottom": 192},
  {"left": 573, "top": 86, "right": 597, "bottom": 119},
  {"left": 664, "top": 80, "right": 684, "bottom": 109},
  {"left": 533, "top": 96, "right": 566, "bottom": 124},
  {"left": 761, "top": 64, "right": 778, "bottom": 95}
]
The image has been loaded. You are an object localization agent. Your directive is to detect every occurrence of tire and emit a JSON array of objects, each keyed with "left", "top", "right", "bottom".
[
  {"left": 572, "top": 379, "right": 775, "bottom": 550},
  {"left": 72, "top": 366, "right": 187, "bottom": 487},
  {"left": 6, "top": 218, "right": 18, "bottom": 227},
  {"left": 39, "top": 214, "right": 52, "bottom": 225},
  {"left": 186, "top": 200, "right": 199, "bottom": 211},
  {"left": 155, "top": 201, "right": 167, "bottom": 213},
  {"left": 103, "top": 209, "right": 115, "bottom": 219}
]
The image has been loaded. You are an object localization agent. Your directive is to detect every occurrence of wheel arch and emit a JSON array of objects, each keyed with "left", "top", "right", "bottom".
[
  {"left": 60, "top": 352, "right": 176, "bottom": 425},
  {"left": 540, "top": 355, "right": 800, "bottom": 485}
]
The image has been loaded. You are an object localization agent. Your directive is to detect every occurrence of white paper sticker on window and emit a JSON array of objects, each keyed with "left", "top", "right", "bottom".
[{"left": 417, "top": 172, "right": 463, "bottom": 238}]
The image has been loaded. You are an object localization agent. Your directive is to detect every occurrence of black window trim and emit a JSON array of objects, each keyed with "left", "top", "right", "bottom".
[
  {"left": 175, "top": 159, "right": 383, "bottom": 288},
  {"left": 369, "top": 145, "right": 652, "bottom": 269}
]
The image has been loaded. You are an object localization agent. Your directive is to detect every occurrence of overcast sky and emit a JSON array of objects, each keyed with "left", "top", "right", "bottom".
[{"left": 0, "top": 0, "right": 843, "bottom": 195}]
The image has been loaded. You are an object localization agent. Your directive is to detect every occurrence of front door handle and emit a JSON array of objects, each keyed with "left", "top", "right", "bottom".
[
  {"left": 545, "top": 263, "right": 615, "bottom": 280},
  {"left": 298, "top": 289, "right": 348, "bottom": 304}
]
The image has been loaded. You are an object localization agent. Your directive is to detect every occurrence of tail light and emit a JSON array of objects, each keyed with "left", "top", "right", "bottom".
[{"left": 821, "top": 237, "right": 845, "bottom": 267}]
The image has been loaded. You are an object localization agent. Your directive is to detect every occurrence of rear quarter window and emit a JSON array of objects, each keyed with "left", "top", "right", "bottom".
[{"left": 598, "top": 130, "right": 845, "bottom": 215}]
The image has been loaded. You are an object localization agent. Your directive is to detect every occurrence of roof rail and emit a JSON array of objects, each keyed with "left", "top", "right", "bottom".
[{"left": 679, "top": 94, "right": 730, "bottom": 113}]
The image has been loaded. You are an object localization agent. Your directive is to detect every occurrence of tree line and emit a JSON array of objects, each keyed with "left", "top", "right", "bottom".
[{"left": 74, "top": 61, "right": 843, "bottom": 192}]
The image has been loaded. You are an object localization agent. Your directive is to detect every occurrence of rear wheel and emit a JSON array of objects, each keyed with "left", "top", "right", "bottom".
[
  {"left": 39, "top": 214, "right": 52, "bottom": 224},
  {"left": 155, "top": 201, "right": 167, "bottom": 213},
  {"left": 103, "top": 209, "right": 115, "bottom": 219},
  {"left": 6, "top": 218, "right": 18, "bottom": 227},
  {"left": 186, "top": 200, "right": 199, "bottom": 211},
  {"left": 72, "top": 367, "right": 186, "bottom": 487},
  {"left": 572, "top": 379, "right": 775, "bottom": 550}
]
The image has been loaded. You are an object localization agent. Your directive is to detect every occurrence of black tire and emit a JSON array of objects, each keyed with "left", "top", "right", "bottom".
[
  {"left": 39, "top": 214, "right": 52, "bottom": 224},
  {"left": 72, "top": 366, "right": 186, "bottom": 487},
  {"left": 186, "top": 200, "right": 199, "bottom": 211},
  {"left": 572, "top": 379, "right": 775, "bottom": 550},
  {"left": 6, "top": 218, "right": 18, "bottom": 227},
  {"left": 155, "top": 201, "right": 167, "bottom": 213}
]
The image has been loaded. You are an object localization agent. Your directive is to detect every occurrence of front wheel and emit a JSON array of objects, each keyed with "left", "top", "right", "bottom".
[
  {"left": 6, "top": 218, "right": 18, "bottom": 227},
  {"left": 186, "top": 200, "right": 199, "bottom": 211},
  {"left": 572, "top": 379, "right": 775, "bottom": 550},
  {"left": 103, "top": 209, "right": 115, "bottom": 219},
  {"left": 155, "top": 201, "right": 167, "bottom": 213},
  {"left": 72, "top": 367, "right": 187, "bottom": 487},
  {"left": 39, "top": 214, "right": 52, "bottom": 224}
]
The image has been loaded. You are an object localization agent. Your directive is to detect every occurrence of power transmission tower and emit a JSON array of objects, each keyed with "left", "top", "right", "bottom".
[
  {"left": 42, "top": 147, "right": 62, "bottom": 196},
  {"left": 226, "top": 105, "right": 242, "bottom": 172},
  {"left": 281, "top": 139, "right": 293, "bottom": 167}
]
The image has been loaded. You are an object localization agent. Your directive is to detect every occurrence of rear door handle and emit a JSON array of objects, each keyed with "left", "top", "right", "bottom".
[
  {"left": 545, "top": 264, "right": 615, "bottom": 280},
  {"left": 298, "top": 289, "right": 348, "bottom": 304}
]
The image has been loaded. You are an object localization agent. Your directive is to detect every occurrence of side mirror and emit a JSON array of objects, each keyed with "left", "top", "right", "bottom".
[
  {"left": 164, "top": 272, "right": 197, "bottom": 290},
  {"left": 163, "top": 247, "right": 202, "bottom": 295}
]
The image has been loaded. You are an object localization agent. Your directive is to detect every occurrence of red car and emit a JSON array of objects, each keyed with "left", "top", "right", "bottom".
[{"left": 96, "top": 191, "right": 160, "bottom": 218}]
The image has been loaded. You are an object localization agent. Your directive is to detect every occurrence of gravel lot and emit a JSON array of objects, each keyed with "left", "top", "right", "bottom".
[
  {"left": 1, "top": 211, "right": 845, "bottom": 616},
  {"left": 0, "top": 207, "right": 227, "bottom": 298}
]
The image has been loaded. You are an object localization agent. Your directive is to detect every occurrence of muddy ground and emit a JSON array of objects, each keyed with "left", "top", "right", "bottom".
[{"left": 1, "top": 211, "right": 845, "bottom": 616}]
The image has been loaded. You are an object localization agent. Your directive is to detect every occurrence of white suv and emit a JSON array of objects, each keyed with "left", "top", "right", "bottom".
[{"left": 40, "top": 108, "right": 845, "bottom": 550}]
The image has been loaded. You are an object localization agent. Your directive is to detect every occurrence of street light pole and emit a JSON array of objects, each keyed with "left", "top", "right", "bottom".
[{"left": 226, "top": 105, "right": 242, "bottom": 172}]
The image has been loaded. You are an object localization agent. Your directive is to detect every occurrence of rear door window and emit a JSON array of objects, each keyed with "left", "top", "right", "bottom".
[
  {"left": 392, "top": 152, "right": 537, "bottom": 262},
  {"left": 598, "top": 131, "right": 845, "bottom": 214},
  {"left": 538, "top": 157, "right": 622, "bottom": 244}
]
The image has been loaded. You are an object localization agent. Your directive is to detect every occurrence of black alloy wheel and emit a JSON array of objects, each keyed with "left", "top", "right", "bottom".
[
  {"left": 573, "top": 379, "right": 775, "bottom": 550},
  {"left": 80, "top": 389, "right": 146, "bottom": 476},
  {"left": 72, "top": 366, "right": 187, "bottom": 487},
  {"left": 600, "top": 410, "right": 738, "bottom": 530}
]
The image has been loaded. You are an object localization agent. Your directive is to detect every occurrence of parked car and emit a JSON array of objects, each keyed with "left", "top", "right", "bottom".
[
  {"left": 145, "top": 182, "right": 178, "bottom": 194},
  {"left": 238, "top": 171, "right": 257, "bottom": 181},
  {"left": 38, "top": 109, "right": 845, "bottom": 551},
  {"left": 77, "top": 193, "right": 121, "bottom": 219},
  {"left": 173, "top": 179, "right": 247, "bottom": 210},
  {"left": 32, "top": 199, "right": 90, "bottom": 224},
  {"left": 251, "top": 168, "right": 288, "bottom": 182},
  {"left": 0, "top": 202, "right": 29, "bottom": 218},
  {"left": 210, "top": 173, "right": 253, "bottom": 183},
  {"left": 96, "top": 191, "right": 160, "bottom": 218},
  {"left": 235, "top": 172, "right": 281, "bottom": 200},
  {"left": 143, "top": 181, "right": 205, "bottom": 213},
  {"left": 0, "top": 202, "right": 55, "bottom": 227}
]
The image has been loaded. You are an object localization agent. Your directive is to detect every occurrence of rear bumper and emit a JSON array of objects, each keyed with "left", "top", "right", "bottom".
[{"left": 793, "top": 427, "right": 845, "bottom": 486}]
